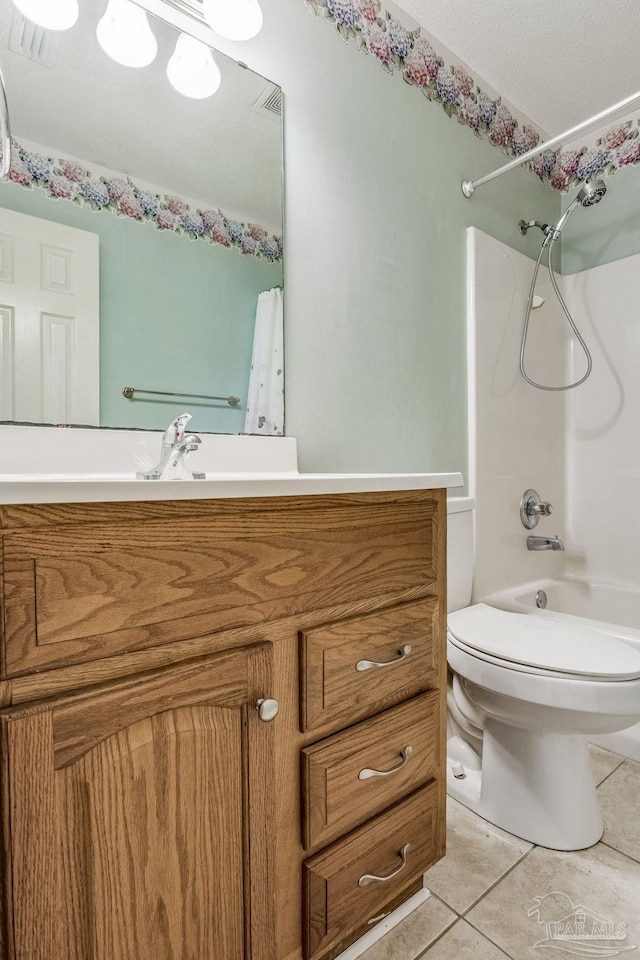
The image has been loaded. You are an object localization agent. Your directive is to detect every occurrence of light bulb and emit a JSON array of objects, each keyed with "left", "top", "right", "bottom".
[
  {"left": 96, "top": 0, "right": 158, "bottom": 68},
  {"left": 167, "top": 34, "right": 221, "bottom": 99},
  {"left": 12, "top": 0, "right": 79, "bottom": 30},
  {"left": 202, "top": 0, "right": 263, "bottom": 41}
]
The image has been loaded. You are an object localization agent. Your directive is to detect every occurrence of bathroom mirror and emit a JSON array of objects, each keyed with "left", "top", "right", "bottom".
[{"left": 0, "top": 0, "right": 283, "bottom": 434}]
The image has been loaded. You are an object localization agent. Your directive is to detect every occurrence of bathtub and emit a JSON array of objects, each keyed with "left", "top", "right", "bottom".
[{"left": 483, "top": 578, "right": 640, "bottom": 762}]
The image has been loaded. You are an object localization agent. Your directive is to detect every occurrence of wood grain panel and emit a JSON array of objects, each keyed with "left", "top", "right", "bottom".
[
  {"left": 0, "top": 642, "right": 277, "bottom": 960},
  {"left": 8, "top": 588, "right": 431, "bottom": 707},
  {"left": 303, "top": 783, "right": 443, "bottom": 960},
  {"left": 0, "top": 489, "right": 436, "bottom": 530},
  {"left": 5, "top": 712, "right": 63, "bottom": 960},
  {"left": 301, "top": 692, "right": 440, "bottom": 850},
  {"left": 52, "top": 647, "right": 249, "bottom": 768},
  {"left": 300, "top": 599, "right": 439, "bottom": 733},
  {"left": 2, "top": 492, "right": 439, "bottom": 677}
]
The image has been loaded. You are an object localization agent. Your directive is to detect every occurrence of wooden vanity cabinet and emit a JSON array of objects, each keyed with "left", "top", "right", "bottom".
[{"left": 0, "top": 489, "right": 447, "bottom": 960}]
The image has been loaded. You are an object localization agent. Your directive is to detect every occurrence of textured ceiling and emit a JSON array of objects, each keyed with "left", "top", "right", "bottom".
[
  {"left": 390, "top": 0, "right": 640, "bottom": 136},
  {"left": 0, "top": 3, "right": 283, "bottom": 230}
]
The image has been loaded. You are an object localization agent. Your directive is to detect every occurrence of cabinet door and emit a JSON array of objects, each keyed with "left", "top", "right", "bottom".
[{"left": 0, "top": 643, "right": 276, "bottom": 960}]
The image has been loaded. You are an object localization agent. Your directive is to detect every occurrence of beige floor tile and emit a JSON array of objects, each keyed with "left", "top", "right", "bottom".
[
  {"left": 421, "top": 919, "right": 511, "bottom": 959},
  {"left": 466, "top": 841, "right": 640, "bottom": 960},
  {"left": 422, "top": 797, "right": 532, "bottom": 914},
  {"left": 590, "top": 743, "right": 624, "bottom": 785},
  {"left": 356, "top": 896, "right": 456, "bottom": 960},
  {"left": 599, "top": 759, "right": 640, "bottom": 861}
]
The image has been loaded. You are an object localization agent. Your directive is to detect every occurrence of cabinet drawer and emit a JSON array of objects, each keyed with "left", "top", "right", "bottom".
[
  {"left": 303, "top": 782, "right": 443, "bottom": 960},
  {"left": 299, "top": 599, "right": 440, "bottom": 733},
  {"left": 302, "top": 692, "right": 440, "bottom": 850}
]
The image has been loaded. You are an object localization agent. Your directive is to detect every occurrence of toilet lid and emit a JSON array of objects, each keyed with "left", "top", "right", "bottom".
[{"left": 448, "top": 604, "right": 640, "bottom": 680}]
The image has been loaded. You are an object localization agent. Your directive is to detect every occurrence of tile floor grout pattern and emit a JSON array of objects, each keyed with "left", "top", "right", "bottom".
[{"left": 358, "top": 745, "right": 640, "bottom": 960}]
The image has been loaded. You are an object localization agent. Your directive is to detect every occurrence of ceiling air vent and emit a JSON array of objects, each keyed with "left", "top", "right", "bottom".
[
  {"left": 255, "top": 84, "right": 283, "bottom": 120},
  {"left": 9, "top": 11, "right": 61, "bottom": 68}
]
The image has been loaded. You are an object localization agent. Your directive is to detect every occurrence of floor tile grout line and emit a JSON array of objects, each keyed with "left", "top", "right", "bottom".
[
  {"left": 462, "top": 920, "right": 520, "bottom": 960},
  {"left": 422, "top": 895, "right": 518, "bottom": 960},
  {"left": 595, "top": 757, "right": 626, "bottom": 789},
  {"left": 413, "top": 894, "right": 459, "bottom": 959},
  {"left": 455, "top": 844, "right": 537, "bottom": 920},
  {"left": 599, "top": 838, "right": 640, "bottom": 866}
]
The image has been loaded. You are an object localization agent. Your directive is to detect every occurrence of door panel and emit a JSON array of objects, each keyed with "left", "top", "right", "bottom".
[
  {"left": 1, "top": 643, "right": 276, "bottom": 960},
  {"left": 0, "top": 207, "right": 99, "bottom": 425}
]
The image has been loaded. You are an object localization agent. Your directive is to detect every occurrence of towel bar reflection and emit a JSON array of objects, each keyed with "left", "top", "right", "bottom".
[{"left": 122, "top": 386, "right": 240, "bottom": 406}]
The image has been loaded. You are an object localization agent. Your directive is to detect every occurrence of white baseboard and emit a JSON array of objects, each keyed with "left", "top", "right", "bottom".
[{"left": 334, "top": 884, "right": 431, "bottom": 960}]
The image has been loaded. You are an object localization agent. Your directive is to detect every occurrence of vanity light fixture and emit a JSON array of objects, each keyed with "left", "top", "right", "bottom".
[
  {"left": 202, "top": 0, "right": 264, "bottom": 42},
  {"left": 12, "top": 0, "right": 79, "bottom": 31},
  {"left": 96, "top": 0, "right": 158, "bottom": 68},
  {"left": 166, "top": 33, "right": 221, "bottom": 99}
]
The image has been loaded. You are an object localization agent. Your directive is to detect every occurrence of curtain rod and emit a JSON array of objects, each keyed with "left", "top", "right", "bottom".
[{"left": 461, "top": 87, "right": 640, "bottom": 198}]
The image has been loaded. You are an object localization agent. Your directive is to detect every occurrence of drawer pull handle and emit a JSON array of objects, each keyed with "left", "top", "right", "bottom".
[
  {"left": 356, "top": 644, "right": 412, "bottom": 672},
  {"left": 358, "top": 843, "right": 410, "bottom": 887},
  {"left": 358, "top": 745, "right": 414, "bottom": 781}
]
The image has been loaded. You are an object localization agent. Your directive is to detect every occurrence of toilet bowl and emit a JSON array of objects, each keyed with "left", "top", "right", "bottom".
[
  {"left": 447, "top": 603, "right": 640, "bottom": 850},
  {"left": 445, "top": 499, "right": 640, "bottom": 851}
]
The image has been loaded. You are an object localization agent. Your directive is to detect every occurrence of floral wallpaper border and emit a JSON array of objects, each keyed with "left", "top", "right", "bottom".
[
  {"left": 305, "top": 0, "right": 640, "bottom": 192},
  {"left": 2, "top": 140, "right": 283, "bottom": 262}
]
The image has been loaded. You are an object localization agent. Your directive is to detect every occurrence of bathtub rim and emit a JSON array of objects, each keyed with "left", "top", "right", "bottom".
[{"left": 482, "top": 577, "right": 640, "bottom": 648}]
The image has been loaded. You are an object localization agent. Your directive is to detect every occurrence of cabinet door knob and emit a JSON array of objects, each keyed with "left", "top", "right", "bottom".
[
  {"left": 358, "top": 745, "right": 413, "bottom": 781},
  {"left": 256, "top": 698, "right": 279, "bottom": 722},
  {"left": 356, "top": 644, "right": 412, "bottom": 672},
  {"left": 358, "top": 843, "right": 410, "bottom": 887}
]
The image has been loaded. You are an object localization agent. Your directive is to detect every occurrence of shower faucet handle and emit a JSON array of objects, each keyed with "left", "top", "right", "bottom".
[
  {"left": 529, "top": 501, "right": 553, "bottom": 517},
  {"left": 520, "top": 489, "right": 553, "bottom": 529}
]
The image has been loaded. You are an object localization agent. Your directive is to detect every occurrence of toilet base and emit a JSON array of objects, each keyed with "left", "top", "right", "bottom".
[{"left": 447, "top": 719, "right": 603, "bottom": 850}]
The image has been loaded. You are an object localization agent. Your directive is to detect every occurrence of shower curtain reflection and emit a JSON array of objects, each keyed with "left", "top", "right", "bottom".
[{"left": 244, "top": 287, "right": 284, "bottom": 436}]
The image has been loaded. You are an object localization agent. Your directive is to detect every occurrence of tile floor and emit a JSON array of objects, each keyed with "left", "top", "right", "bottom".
[{"left": 359, "top": 745, "right": 640, "bottom": 959}]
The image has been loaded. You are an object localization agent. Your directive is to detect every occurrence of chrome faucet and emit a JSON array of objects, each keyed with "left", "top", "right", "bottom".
[
  {"left": 527, "top": 535, "right": 565, "bottom": 552},
  {"left": 137, "top": 413, "right": 205, "bottom": 480}
]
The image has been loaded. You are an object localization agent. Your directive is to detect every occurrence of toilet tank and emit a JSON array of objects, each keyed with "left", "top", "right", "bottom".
[{"left": 447, "top": 498, "right": 474, "bottom": 612}]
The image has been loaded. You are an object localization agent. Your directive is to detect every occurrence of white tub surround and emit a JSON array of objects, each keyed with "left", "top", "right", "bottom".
[
  {"left": 564, "top": 251, "right": 640, "bottom": 597},
  {"left": 0, "top": 424, "right": 462, "bottom": 504},
  {"left": 467, "top": 229, "right": 568, "bottom": 602}
]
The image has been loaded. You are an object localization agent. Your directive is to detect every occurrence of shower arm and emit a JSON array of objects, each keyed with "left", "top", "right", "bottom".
[{"left": 461, "top": 87, "right": 640, "bottom": 198}]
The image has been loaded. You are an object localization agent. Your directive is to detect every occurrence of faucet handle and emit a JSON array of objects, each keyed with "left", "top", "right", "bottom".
[
  {"left": 162, "top": 413, "right": 192, "bottom": 447},
  {"left": 176, "top": 434, "right": 202, "bottom": 452},
  {"left": 520, "top": 489, "right": 553, "bottom": 529},
  {"left": 529, "top": 501, "right": 553, "bottom": 517}
]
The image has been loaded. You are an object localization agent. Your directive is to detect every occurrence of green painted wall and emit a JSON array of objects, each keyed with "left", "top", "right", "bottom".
[
  {"left": 560, "top": 165, "right": 640, "bottom": 275},
  {"left": 209, "top": 0, "right": 561, "bottom": 482},
  {"left": 0, "top": 181, "right": 283, "bottom": 432}
]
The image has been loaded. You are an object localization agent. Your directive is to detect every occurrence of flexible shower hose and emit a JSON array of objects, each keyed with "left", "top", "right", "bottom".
[{"left": 519, "top": 222, "right": 592, "bottom": 391}]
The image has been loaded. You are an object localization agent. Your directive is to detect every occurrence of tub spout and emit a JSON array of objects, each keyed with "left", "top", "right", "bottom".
[{"left": 527, "top": 535, "right": 565, "bottom": 551}]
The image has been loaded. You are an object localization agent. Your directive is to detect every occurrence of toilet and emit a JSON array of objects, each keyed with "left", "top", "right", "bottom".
[{"left": 446, "top": 500, "right": 640, "bottom": 850}]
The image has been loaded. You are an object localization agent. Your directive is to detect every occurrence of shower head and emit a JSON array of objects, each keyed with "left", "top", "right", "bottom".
[
  {"left": 577, "top": 179, "right": 607, "bottom": 206},
  {"left": 546, "top": 178, "right": 608, "bottom": 238}
]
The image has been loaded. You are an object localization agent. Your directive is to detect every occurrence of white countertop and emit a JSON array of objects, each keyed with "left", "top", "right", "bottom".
[
  {"left": 0, "top": 471, "right": 463, "bottom": 505},
  {"left": 0, "top": 425, "right": 462, "bottom": 504}
]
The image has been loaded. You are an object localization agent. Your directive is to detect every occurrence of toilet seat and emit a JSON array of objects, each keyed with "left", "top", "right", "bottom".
[{"left": 448, "top": 603, "right": 640, "bottom": 682}]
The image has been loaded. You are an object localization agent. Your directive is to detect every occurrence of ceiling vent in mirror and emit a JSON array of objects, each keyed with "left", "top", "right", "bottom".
[
  {"left": 255, "top": 84, "right": 282, "bottom": 119},
  {"left": 9, "top": 11, "right": 62, "bottom": 67}
]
